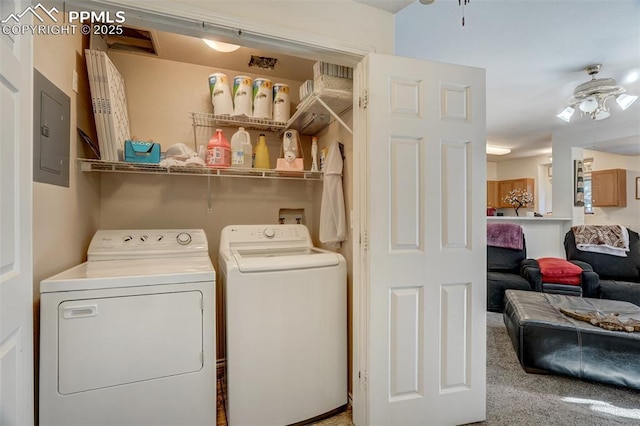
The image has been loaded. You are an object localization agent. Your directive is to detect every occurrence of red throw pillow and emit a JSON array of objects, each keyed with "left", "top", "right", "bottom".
[{"left": 537, "top": 257, "right": 582, "bottom": 286}]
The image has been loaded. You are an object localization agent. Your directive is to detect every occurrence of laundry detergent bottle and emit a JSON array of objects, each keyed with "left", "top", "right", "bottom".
[
  {"left": 253, "top": 133, "right": 271, "bottom": 169},
  {"left": 230, "top": 127, "right": 252, "bottom": 169},
  {"left": 206, "top": 128, "right": 231, "bottom": 168}
]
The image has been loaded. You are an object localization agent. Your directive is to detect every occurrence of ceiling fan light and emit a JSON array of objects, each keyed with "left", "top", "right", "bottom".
[
  {"left": 556, "top": 107, "right": 574, "bottom": 122},
  {"left": 559, "top": 65, "right": 636, "bottom": 122},
  {"left": 579, "top": 97, "right": 599, "bottom": 113},
  {"left": 202, "top": 39, "right": 241, "bottom": 53},
  {"left": 486, "top": 145, "right": 511, "bottom": 155},
  {"left": 616, "top": 93, "right": 638, "bottom": 110}
]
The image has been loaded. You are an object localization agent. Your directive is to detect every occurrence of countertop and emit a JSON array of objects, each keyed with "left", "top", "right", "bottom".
[{"left": 487, "top": 216, "right": 572, "bottom": 221}]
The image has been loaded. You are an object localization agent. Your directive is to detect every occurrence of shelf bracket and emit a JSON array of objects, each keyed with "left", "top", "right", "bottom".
[
  {"left": 313, "top": 96, "right": 353, "bottom": 135},
  {"left": 207, "top": 174, "right": 213, "bottom": 214},
  {"left": 192, "top": 119, "right": 198, "bottom": 152}
]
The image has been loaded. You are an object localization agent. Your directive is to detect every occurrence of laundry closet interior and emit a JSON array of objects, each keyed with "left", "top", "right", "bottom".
[{"left": 78, "top": 12, "right": 357, "bottom": 397}]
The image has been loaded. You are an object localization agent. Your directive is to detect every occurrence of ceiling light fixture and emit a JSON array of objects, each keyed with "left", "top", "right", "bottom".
[
  {"left": 419, "top": 0, "right": 470, "bottom": 26},
  {"left": 486, "top": 145, "right": 511, "bottom": 156},
  {"left": 202, "top": 39, "right": 241, "bottom": 53},
  {"left": 557, "top": 64, "right": 638, "bottom": 122}
]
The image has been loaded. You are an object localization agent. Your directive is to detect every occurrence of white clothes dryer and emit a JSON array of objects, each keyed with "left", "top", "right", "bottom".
[
  {"left": 39, "top": 229, "right": 216, "bottom": 426},
  {"left": 219, "top": 224, "right": 347, "bottom": 425}
]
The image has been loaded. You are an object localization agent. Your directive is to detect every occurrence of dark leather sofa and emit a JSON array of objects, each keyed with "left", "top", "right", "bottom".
[
  {"left": 565, "top": 228, "right": 640, "bottom": 306},
  {"left": 487, "top": 236, "right": 538, "bottom": 312}
]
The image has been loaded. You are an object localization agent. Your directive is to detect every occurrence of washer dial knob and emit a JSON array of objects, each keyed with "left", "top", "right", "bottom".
[
  {"left": 176, "top": 232, "right": 192, "bottom": 245},
  {"left": 263, "top": 228, "right": 275, "bottom": 239}
]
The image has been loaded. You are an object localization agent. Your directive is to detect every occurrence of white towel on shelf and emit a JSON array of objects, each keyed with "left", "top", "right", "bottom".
[{"left": 319, "top": 140, "right": 346, "bottom": 247}]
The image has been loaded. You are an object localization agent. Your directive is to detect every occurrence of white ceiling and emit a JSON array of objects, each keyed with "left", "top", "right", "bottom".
[
  {"left": 362, "top": 0, "right": 640, "bottom": 161},
  {"left": 352, "top": 0, "right": 415, "bottom": 14},
  {"left": 112, "top": 30, "right": 316, "bottom": 83}
]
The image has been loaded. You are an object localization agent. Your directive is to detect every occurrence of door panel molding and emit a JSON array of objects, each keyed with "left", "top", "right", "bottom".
[
  {"left": 389, "top": 286, "right": 423, "bottom": 401},
  {"left": 389, "top": 137, "right": 423, "bottom": 252},
  {"left": 440, "top": 282, "right": 471, "bottom": 392},
  {"left": 441, "top": 140, "right": 471, "bottom": 250}
]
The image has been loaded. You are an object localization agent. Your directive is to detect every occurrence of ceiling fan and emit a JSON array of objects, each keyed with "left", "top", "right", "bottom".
[{"left": 557, "top": 64, "right": 638, "bottom": 122}]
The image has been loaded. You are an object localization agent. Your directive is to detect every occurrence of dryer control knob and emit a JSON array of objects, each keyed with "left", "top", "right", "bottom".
[
  {"left": 263, "top": 228, "right": 275, "bottom": 239},
  {"left": 176, "top": 232, "right": 192, "bottom": 245}
]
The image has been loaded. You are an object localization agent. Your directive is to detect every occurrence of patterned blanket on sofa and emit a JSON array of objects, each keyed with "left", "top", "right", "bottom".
[{"left": 571, "top": 225, "right": 630, "bottom": 257}]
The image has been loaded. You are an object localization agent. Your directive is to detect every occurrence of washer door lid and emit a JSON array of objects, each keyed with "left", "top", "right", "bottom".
[{"left": 232, "top": 247, "right": 340, "bottom": 272}]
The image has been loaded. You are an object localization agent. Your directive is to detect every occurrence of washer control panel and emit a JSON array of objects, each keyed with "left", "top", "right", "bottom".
[
  {"left": 88, "top": 229, "right": 208, "bottom": 260},
  {"left": 220, "top": 225, "right": 310, "bottom": 248}
]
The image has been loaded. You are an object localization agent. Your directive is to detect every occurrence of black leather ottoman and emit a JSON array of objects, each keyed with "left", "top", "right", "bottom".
[{"left": 503, "top": 289, "right": 640, "bottom": 390}]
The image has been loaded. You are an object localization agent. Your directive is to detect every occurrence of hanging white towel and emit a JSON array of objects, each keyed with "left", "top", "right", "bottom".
[{"left": 319, "top": 140, "right": 346, "bottom": 245}]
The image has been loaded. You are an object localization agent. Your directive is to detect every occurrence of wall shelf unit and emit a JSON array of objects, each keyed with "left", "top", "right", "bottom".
[
  {"left": 189, "top": 87, "right": 353, "bottom": 141},
  {"left": 78, "top": 159, "right": 323, "bottom": 181},
  {"left": 288, "top": 89, "right": 353, "bottom": 136}
]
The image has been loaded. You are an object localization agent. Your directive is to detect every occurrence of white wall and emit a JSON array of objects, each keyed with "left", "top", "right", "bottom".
[
  {"left": 487, "top": 161, "right": 497, "bottom": 180},
  {"left": 33, "top": 20, "right": 101, "bottom": 298},
  {"left": 109, "top": 51, "right": 303, "bottom": 151},
  {"left": 32, "top": 13, "right": 102, "bottom": 413},
  {"left": 583, "top": 150, "right": 640, "bottom": 230}
]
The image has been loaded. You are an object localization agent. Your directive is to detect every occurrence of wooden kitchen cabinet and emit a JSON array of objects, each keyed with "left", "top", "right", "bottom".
[
  {"left": 498, "top": 180, "right": 514, "bottom": 208},
  {"left": 487, "top": 181, "right": 499, "bottom": 207},
  {"left": 497, "top": 178, "right": 535, "bottom": 208},
  {"left": 592, "top": 169, "right": 626, "bottom": 207}
]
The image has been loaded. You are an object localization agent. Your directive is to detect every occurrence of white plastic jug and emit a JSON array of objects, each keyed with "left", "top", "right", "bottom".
[
  {"left": 230, "top": 127, "right": 252, "bottom": 169},
  {"left": 206, "top": 128, "right": 231, "bottom": 168}
]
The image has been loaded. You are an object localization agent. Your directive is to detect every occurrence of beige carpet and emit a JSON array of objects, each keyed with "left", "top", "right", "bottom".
[{"left": 476, "top": 312, "right": 640, "bottom": 425}]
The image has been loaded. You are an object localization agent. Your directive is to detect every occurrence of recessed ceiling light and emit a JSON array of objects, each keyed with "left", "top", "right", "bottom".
[
  {"left": 202, "top": 39, "right": 241, "bottom": 53},
  {"left": 486, "top": 145, "right": 511, "bottom": 155}
]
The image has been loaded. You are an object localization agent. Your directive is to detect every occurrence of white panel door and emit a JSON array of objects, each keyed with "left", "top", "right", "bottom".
[
  {"left": 365, "top": 53, "right": 486, "bottom": 425},
  {"left": 0, "top": 0, "right": 34, "bottom": 425}
]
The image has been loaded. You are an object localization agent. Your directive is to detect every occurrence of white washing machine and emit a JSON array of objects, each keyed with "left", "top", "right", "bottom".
[
  {"left": 39, "top": 229, "right": 216, "bottom": 426},
  {"left": 219, "top": 224, "right": 347, "bottom": 425}
]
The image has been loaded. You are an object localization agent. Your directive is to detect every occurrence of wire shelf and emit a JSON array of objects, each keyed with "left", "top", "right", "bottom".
[
  {"left": 78, "top": 159, "right": 323, "bottom": 181},
  {"left": 287, "top": 89, "right": 353, "bottom": 135},
  {"left": 189, "top": 112, "right": 288, "bottom": 133}
]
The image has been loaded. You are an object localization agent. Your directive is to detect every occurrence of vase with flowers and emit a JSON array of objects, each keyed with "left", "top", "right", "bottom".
[{"left": 503, "top": 189, "right": 534, "bottom": 216}]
